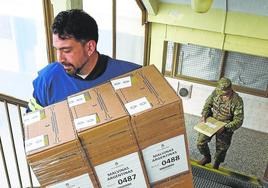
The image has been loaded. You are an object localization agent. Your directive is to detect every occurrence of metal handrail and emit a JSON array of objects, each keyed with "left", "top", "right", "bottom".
[
  {"left": 0, "top": 93, "right": 28, "bottom": 107},
  {"left": 4, "top": 101, "right": 23, "bottom": 187},
  {"left": 0, "top": 93, "right": 33, "bottom": 188},
  {"left": 0, "top": 137, "right": 11, "bottom": 187},
  {"left": 17, "top": 104, "right": 33, "bottom": 187}
]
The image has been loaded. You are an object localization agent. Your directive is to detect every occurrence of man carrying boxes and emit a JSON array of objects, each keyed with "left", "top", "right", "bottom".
[{"left": 24, "top": 63, "right": 194, "bottom": 187}]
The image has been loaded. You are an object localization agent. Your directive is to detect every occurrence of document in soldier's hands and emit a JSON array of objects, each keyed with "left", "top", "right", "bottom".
[{"left": 194, "top": 117, "right": 226, "bottom": 137}]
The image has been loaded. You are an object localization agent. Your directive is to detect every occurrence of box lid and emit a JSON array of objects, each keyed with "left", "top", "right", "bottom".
[
  {"left": 110, "top": 65, "right": 180, "bottom": 116},
  {"left": 67, "top": 82, "right": 128, "bottom": 132}
]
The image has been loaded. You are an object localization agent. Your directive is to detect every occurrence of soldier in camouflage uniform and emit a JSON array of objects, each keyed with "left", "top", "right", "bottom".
[{"left": 197, "top": 77, "right": 244, "bottom": 169}]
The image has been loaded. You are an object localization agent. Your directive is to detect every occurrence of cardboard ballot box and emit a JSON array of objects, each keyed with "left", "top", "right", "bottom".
[
  {"left": 67, "top": 83, "right": 150, "bottom": 188},
  {"left": 110, "top": 65, "right": 194, "bottom": 187},
  {"left": 23, "top": 101, "right": 98, "bottom": 187}
]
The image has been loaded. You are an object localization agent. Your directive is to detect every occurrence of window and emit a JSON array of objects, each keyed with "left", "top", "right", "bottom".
[
  {"left": 164, "top": 42, "right": 268, "bottom": 97},
  {"left": 116, "top": 0, "right": 144, "bottom": 65},
  {"left": 0, "top": 1, "right": 47, "bottom": 187},
  {"left": 0, "top": 0, "right": 47, "bottom": 100},
  {"left": 83, "top": 0, "right": 113, "bottom": 57},
  {"left": 224, "top": 52, "right": 268, "bottom": 91},
  {"left": 177, "top": 43, "right": 222, "bottom": 81},
  {"left": 84, "top": 0, "right": 144, "bottom": 65}
]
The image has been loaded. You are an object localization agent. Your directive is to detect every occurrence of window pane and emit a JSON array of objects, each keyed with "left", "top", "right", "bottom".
[
  {"left": 83, "top": 0, "right": 113, "bottom": 57},
  {"left": 0, "top": 0, "right": 47, "bottom": 100},
  {"left": 116, "top": 0, "right": 144, "bottom": 65},
  {"left": 224, "top": 52, "right": 268, "bottom": 91},
  {"left": 0, "top": 1, "right": 47, "bottom": 187},
  {"left": 177, "top": 44, "right": 222, "bottom": 81}
]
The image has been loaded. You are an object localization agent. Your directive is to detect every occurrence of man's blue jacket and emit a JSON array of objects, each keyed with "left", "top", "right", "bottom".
[{"left": 30, "top": 54, "right": 141, "bottom": 110}]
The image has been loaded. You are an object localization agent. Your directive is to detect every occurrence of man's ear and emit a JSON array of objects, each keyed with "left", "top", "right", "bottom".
[{"left": 86, "top": 40, "right": 96, "bottom": 56}]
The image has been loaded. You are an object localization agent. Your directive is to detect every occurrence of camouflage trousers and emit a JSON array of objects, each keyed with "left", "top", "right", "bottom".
[{"left": 197, "top": 129, "right": 233, "bottom": 163}]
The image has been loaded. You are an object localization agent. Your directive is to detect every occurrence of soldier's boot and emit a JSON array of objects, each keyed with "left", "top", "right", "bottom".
[
  {"left": 213, "top": 160, "right": 221, "bottom": 169},
  {"left": 197, "top": 155, "right": 211, "bottom": 166}
]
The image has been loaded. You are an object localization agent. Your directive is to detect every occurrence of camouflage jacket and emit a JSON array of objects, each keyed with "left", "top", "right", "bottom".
[{"left": 201, "top": 90, "right": 244, "bottom": 132}]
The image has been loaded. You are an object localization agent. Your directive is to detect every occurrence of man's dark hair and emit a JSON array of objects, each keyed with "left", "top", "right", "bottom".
[{"left": 52, "top": 9, "right": 98, "bottom": 43}]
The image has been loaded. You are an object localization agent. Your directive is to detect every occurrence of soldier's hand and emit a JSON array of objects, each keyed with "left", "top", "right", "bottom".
[
  {"left": 217, "top": 127, "right": 225, "bottom": 135},
  {"left": 201, "top": 116, "right": 206, "bottom": 123}
]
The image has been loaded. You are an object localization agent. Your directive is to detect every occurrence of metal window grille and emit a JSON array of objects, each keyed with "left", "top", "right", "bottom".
[
  {"left": 176, "top": 43, "right": 222, "bottom": 82},
  {"left": 224, "top": 52, "right": 268, "bottom": 91}
]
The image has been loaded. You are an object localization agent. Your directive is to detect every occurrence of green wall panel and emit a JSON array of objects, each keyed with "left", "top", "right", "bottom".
[
  {"left": 224, "top": 34, "right": 268, "bottom": 58},
  {"left": 148, "top": 2, "right": 268, "bottom": 60},
  {"left": 149, "top": 23, "right": 166, "bottom": 70},
  {"left": 225, "top": 12, "right": 268, "bottom": 40},
  {"left": 166, "top": 25, "right": 224, "bottom": 49},
  {"left": 148, "top": 3, "right": 226, "bottom": 33}
]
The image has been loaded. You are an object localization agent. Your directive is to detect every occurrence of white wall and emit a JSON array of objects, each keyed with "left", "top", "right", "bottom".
[{"left": 165, "top": 77, "right": 268, "bottom": 133}]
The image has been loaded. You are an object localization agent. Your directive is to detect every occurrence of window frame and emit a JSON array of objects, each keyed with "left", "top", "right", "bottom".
[{"left": 163, "top": 41, "right": 268, "bottom": 97}]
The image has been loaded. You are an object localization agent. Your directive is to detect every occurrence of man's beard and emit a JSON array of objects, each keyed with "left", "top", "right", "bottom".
[
  {"left": 63, "top": 60, "right": 88, "bottom": 76},
  {"left": 62, "top": 63, "right": 77, "bottom": 76},
  {"left": 66, "top": 68, "right": 76, "bottom": 76}
]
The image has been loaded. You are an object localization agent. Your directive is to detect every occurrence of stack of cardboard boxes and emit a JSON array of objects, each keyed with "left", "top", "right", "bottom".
[
  {"left": 23, "top": 65, "right": 193, "bottom": 188},
  {"left": 67, "top": 83, "right": 150, "bottom": 188},
  {"left": 110, "top": 65, "right": 193, "bottom": 187},
  {"left": 23, "top": 101, "right": 98, "bottom": 187}
]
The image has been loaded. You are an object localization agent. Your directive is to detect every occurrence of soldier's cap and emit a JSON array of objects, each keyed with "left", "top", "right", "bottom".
[{"left": 216, "top": 77, "right": 232, "bottom": 95}]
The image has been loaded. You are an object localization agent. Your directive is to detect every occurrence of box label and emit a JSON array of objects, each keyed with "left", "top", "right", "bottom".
[
  {"left": 74, "top": 114, "right": 97, "bottom": 130},
  {"left": 111, "top": 76, "right": 132, "bottom": 90},
  {"left": 68, "top": 92, "right": 90, "bottom": 107},
  {"left": 206, "top": 122, "right": 217, "bottom": 128},
  {"left": 125, "top": 97, "right": 151, "bottom": 115},
  {"left": 25, "top": 135, "right": 48, "bottom": 153},
  {"left": 142, "top": 135, "right": 189, "bottom": 183},
  {"left": 95, "top": 152, "right": 147, "bottom": 188},
  {"left": 47, "top": 173, "right": 94, "bottom": 188},
  {"left": 23, "top": 110, "right": 44, "bottom": 126}
]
